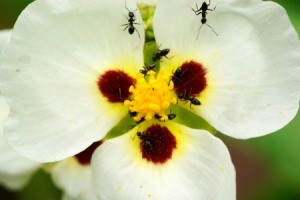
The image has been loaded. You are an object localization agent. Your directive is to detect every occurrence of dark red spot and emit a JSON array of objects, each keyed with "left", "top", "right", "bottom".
[
  {"left": 138, "top": 125, "right": 176, "bottom": 164},
  {"left": 98, "top": 70, "right": 135, "bottom": 103},
  {"left": 75, "top": 141, "right": 103, "bottom": 165},
  {"left": 173, "top": 61, "right": 207, "bottom": 96}
]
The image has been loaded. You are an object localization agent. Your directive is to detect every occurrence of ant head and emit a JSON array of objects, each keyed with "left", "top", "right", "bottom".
[
  {"left": 168, "top": 114, "right": 176, "bottom": 120},
  {"left": 129, "top": 12, "right": 134, "bottom": 18},
  {"left": 162, "top": 48, "right": 170, "bottom": 54},
  {"left": 154, "top": 114, "right": 161, "bottom": 120},
  {"left": 178, "top": 93, "right": 184, "bottom": 98},
  {"left": 201, "top": 18, "right": 207, "bottom": 24},
  {"left": 129, "top": 111, "right": 137, "bottom": 117},
  {"left": 175, "top": 67, "right": 182, "bottom": 75}
]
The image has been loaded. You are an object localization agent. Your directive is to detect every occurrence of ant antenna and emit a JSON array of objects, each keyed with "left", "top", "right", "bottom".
[
  {"left": 196, "top": 23, "right": 218, "bottom": 40},
  {"left": 124, "top": 0, "right": 138, "bottom": 12},
  {"left": 205, "top": 23, "right": 218, "bottom": 36}
]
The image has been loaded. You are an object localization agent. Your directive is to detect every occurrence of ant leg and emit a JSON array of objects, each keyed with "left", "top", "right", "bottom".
[
  {"left": 134, "top": 27, "right": 141, "bottom": 39},
  {"left": 187, "top": 4, "right": 201, "bottom": 15},
  {"left": 207, "top": 0, "right": 210, "bottom": 6},
  {"left": 165, "top": 55, "right": 175, "bottom": 60},
  {"left": 205, "top": 24, "right": 219, "bottom": 36},
  {"left": 195, "top": 1, "right": 199, "bottom": 11},
  {"left": 158, "top": 43, "right": 163, "bottom": 50},
  {"left": 207, "top": 7, "right": 216, "bottom": 11},
  {"left": 208, "top": 0, "right": 217, "bottom": 11},
  {"left": 123, "top": 25, "right": 130, "bottom": 31}
]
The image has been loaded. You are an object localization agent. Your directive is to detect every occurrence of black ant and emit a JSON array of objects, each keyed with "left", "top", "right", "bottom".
[
  {"left": 189, "top": 0, "right": 218, "bottom": 39},
  {"left": 170, "top": 66, "right": 182, "bottom": 85},
  {"left": 140, "top": 63, "right": 156, "bottom": 75},
  {"left": 137, "top": 132, "right": 152, "bottom": 149},
  {"left": 152, "top": 48, "right": 171, "bottom": 62},
  {"left": 154, "top": 112, "right": 176, "bottom": 121},
  {"left": 122, "top": 1, "right": 140, "bottom": 38},
  {"left": 178, "top": 93, "right": 201, "bottom": 108}
]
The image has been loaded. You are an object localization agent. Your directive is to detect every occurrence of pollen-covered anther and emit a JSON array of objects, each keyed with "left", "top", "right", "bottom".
[{"left": 124, "top": 70, "right": 176, "bottom": 122}]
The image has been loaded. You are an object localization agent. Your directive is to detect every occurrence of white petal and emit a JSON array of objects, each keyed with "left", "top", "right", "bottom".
[
  {"left": 0, "top": 29, "right": 11, "bottom": 56},
  {"left": 91, "top": 122, "right": 235, "bottom": 200},
  {"left": 48, "top": 158, "right": 94, "bottom": 200},
  {"left": 0, "top": 0, "right": 144, "bottom": 162},
  {"left": 62, "top": 193, "right": 91, "bottom": 200},
  {"left": 154, "top": 0, "right": 300, "bottom": 138},
  {"left": 0, "top": 170, "right": 36, "bottom": 190},
  {"left": 0, "top": 97, "right": 39, "bottom": 190}
]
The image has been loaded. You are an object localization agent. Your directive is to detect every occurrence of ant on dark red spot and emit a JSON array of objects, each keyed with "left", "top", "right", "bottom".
[
  {"left": 170, "top": 66, "right": 182, "bottom": 85},
  {"left": 189, "top": 0, "right": 218, "bottom": 39},
  {"left": 137, "top": 131, "right": 152, "bottom": 149},
  {"left": 122, "top": 0, "right": 141, "bottom": 38}
]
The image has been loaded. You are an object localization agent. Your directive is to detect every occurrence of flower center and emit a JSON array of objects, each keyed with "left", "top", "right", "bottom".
[
  {"left": 137, "top": 124, "right": 176, "bottom": 164},
  {"left": 124, "top": 71, "right": 177, "bottom": 122},
  {"left": 75, "top": 141, "right": 103, "bottom": 165},
  {"left": 173, "top": 61, "right": 207, "bottom": 96}
]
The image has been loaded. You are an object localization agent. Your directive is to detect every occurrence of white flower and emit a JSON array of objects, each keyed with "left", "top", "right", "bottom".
[
  {"left": 47, "top": 141, "right": 102, "bottom": 200},
  {"left": 49, "top": 158, "right": 93, "bottom": 200},
  {"left": 92, "top": 122, "right": 235, "bottom": 200},
  {"left": 0, "top": 30, "right": 40, "bottom": 190},
  {"left": 0, "top": 0, "right": 299, "bottom": 199},
  {"left": 154, "top": 0, "right": 300, "bottom": 138},
  {"left": 0, "top": 30, "right": 95, "bottom": 199}
]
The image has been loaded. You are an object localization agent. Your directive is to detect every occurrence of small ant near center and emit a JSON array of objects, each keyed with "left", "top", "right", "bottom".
[
  {"left": 170, "top": 66, "right": 182, "bottom": 85},
  {"left": 137, "top": 132, "right": 152, "bottom": 149},
  {"left": 122, "top": 0, "right": 141, "bottom": 38},
  {"left": 152, "top": 48, "right": 171, "bottom": 62},
  {"left": 154, "top": 111, "right": 177, "bottom": 121},
  {"left": 140, "top": 63, "right": 156, "bottom": 76},
  {"left": 178, "top": 93, "right": 201, "bottom": 108},
  {"left": 189, "top": 0, "right": 218, "bottom": 39}
]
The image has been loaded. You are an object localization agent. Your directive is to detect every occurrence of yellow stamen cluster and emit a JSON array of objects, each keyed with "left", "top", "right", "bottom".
[{"left": 124, "top": 70, "right": 177, "bottom": 122}]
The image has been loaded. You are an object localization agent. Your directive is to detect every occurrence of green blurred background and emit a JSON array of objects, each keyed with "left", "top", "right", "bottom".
[{"left": 0, "top": 0, "right": 299, "bottom": 199}]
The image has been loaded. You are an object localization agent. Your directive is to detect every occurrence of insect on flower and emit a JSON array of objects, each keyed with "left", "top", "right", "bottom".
[
  {"left": 178, "top": 92, "right": 201, "bottom": 108},
  {"left": 137, "top": 131, "right": 152, "bottom": 149},
  {"left": 189, "top": 0, "right": 218, "bottom": 39},
  {"left": 122, "top": 0, "right": 141, "bottom": 38},
  {"left": 154, "top": 111, "right": 176, "bottom": 121},
  {"left": 171, "top": 66, "right": 182, "bottom": 85},
  {"left": 139, "top": 63, "right": 156, "bottom": 75},
  {"left": 152, "top": 47, "right": 171, "bottom": 62}
]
